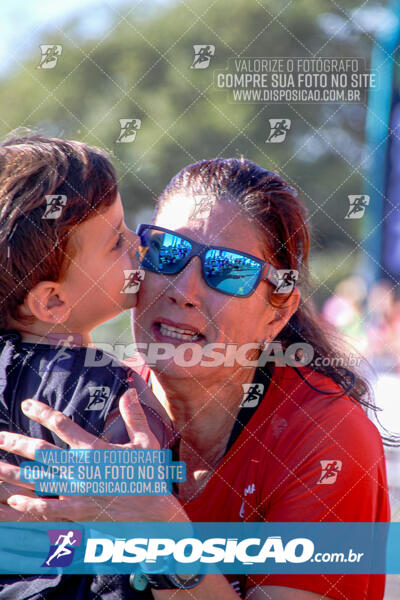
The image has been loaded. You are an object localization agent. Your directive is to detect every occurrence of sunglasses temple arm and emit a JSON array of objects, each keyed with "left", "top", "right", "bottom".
[{"left": 264, "top": 264, "right": 280, "bottom": 289}]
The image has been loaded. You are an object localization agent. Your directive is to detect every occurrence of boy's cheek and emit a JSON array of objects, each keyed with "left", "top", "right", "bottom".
[
  {"left": 120, "top": 268, "right": 146, "bottom": 308},
  {"left": 127, "top": 290, "right": 139, "bottom": 309},
  {"left": 128, "top": 246, "right": 140, "bottom": 271},
  {"left": 119, "top": 291, "right": 138, "bottom": 310}
]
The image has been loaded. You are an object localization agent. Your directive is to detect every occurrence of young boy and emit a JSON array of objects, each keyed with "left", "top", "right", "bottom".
[{"left": 0, "top": 133, "right": 174, "bottom": 467}]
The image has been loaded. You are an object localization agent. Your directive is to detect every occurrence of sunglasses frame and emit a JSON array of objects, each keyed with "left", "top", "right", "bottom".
[{"left": 136, "top": 224, "right": 281, "bottom": 298}]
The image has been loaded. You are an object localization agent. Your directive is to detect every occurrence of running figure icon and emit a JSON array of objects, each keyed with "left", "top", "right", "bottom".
[
  {"left": 275, "top": 269, "right": 298, "bottom": 293},
  {"left": 345, "top": 195, "right": 370, "bottom": 219},
  {"left": 45, "top": 531, "right": 77, "bottom": 566},
  {"left": 266, "top": 119, "right": 291, "bottom": 143}
]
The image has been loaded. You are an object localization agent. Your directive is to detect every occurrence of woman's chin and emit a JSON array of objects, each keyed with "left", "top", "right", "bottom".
[{"left": 152, "top": 360, "right": 206, "bottom": 381}]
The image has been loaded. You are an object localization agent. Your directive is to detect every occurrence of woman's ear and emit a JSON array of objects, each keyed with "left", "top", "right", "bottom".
[
  {"left": 265, "top": 287, "right": 301, "bottom": 340},
  {"left": 25, "top": 281, "right": 71, "bottom": 324}
]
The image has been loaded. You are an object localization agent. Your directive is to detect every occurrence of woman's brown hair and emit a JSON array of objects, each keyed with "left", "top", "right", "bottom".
[{"left": 156, "top": 158, "right": 393, "bottom": 441}]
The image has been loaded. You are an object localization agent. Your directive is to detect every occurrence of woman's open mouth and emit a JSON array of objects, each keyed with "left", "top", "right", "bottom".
[{"left": 153, "top": 321, "right": 205, "bottom": 343}]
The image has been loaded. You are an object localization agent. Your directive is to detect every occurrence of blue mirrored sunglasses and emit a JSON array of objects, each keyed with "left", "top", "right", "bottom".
[{"left": 136, "top": 224, "right": 280, "bottom": 298}]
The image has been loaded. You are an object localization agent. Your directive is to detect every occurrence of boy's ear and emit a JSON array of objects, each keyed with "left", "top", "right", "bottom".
[
  {"left": 265, "top": 287, "right": 301, "bottom": 340},
  {"left": 25, "top": 281, "right": 71, "bottom": 324}
]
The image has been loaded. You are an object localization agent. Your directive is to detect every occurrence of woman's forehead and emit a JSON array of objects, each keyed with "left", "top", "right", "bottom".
[
  {"left": 154, "top": 193, "right": 266, "bottom": 256},
  {"left": 155, "top": 192, "right": 217, "bottom": 227}
]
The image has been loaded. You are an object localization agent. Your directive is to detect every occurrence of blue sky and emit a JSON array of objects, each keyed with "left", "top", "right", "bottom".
[{"left": 0, "top": 0, "right": 171, "bottom": 77}]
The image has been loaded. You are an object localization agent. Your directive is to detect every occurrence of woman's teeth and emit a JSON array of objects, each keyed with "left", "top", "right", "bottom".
[{"left": 159, "top": 323, "right": 200, "bottom": 341}]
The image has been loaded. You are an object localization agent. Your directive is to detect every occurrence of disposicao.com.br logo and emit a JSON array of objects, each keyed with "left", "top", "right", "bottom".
[
  {"left": 38, "top": 529, "right": 367, "bottom": 573},
  {"left": 82, "top": 536, "right": 365, "bottom": 567},
  {"left": 84, "top": 536, "right": 315, "bottom": 565}
]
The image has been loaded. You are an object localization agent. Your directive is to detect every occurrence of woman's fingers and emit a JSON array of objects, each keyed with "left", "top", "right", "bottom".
[
  {"left": 7, "top": 495, "right": 100, "bottom": 521},
  {"left": 0, "top": 481, "right": 37, "bottom": 503},
  {"left": 119, "top": 388, "right": 160, "bottom": 449},
  {"left": 7, "top": 495, "right": 62, "bottom": 519},
  {"left": 0, "top": 431, "right": 55, "bottom": 460},
  {"left": 0, "top": 462, "right": 36, "bottom": 492},
  {"left": 18, "top": 400, "right": 108, "bottom": 449},
  {"left": 0, "top": 394, "right": 160, "bottom": 458},
  {"left": 5, "top": 493, "right": 181, "bottom": 522},
  {"left": 0, "top": 502, "right": 42, "bottom": 521}
]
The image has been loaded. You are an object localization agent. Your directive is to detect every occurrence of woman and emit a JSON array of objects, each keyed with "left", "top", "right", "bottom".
[{"left": 0, "top": 159, "right": 390, "bottom": 600}]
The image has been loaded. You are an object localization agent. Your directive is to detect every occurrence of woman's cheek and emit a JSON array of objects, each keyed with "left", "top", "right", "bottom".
[{"left": 136, "top": 272, "right": 159, "bottom": 307}]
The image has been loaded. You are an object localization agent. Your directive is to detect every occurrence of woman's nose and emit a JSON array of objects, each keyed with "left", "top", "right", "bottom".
[{"left": 166, "top": 256, "right": 205, "bottom": 308}]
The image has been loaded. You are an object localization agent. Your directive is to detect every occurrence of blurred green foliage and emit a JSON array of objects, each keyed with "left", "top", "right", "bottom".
[{"left": 0, "top": 0, "right": 375, "bottom": 342}]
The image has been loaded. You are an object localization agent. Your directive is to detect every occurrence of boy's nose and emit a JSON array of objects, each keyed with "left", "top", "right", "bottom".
[
  {"left": 126, "top": 230, "right": 140, "bottom": 266},
  {"left": 126, "top": 230, "right": 140, "bottom": 253}
]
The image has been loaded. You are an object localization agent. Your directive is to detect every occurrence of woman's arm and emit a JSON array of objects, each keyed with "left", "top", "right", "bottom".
[
  {"left": 0, "top": 393, "right": 244, "bottom": 599},
  {"left": 246, "top": 586, "right": 334, "bottom": 599},
  {"left": 151, "top": 575, "right": 244, "bottom": 600},
  {"left": 0, "top": 391, "right": 187, "bottom": 522},
  {"left": 151, "top": 581, "right": 335, "bottom": 599}
]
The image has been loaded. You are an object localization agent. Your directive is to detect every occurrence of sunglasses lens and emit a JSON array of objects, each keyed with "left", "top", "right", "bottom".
[
  {"left": 204, "top": 250, "right": 262, "bottom": 296},
  {"left": 138, "top": 229, "right": 192, "bottom": 274}
]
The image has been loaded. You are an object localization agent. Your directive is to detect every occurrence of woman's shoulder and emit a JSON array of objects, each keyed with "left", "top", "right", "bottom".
[
  {"left": 256, "top": 366, "right": 389, "bottom": 522},
  {"left": 266, "top": 365, "right": 383, "bottom": 457},
  {"left": 272, "top": 365, "right": 373, "bottom": 419}
]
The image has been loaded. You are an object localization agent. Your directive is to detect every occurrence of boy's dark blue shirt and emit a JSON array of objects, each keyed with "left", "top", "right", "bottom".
[
  {"left": 0, "top": 330, "right": 175, "bottom": 599},
  {"left": 0, "top": 330, "right": 174, "bottom": 457}
]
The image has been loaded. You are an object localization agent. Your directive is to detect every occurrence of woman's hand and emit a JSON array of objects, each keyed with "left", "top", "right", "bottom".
[
  {"left": 0, "top": 390, "right": 189, "bottom": 523},
  {"left": 0, "top": 480, "right": 41, "bottom": 521}
]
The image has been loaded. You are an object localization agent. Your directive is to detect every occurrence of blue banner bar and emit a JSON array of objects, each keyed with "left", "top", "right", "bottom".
[{"left": 0, "top": 522, "right": 395, "bottom": 574}]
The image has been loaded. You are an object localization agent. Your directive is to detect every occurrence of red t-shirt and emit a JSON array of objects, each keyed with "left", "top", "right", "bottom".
[{"left": 137, "top": 364, "right": 390, "bottom": 600}]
